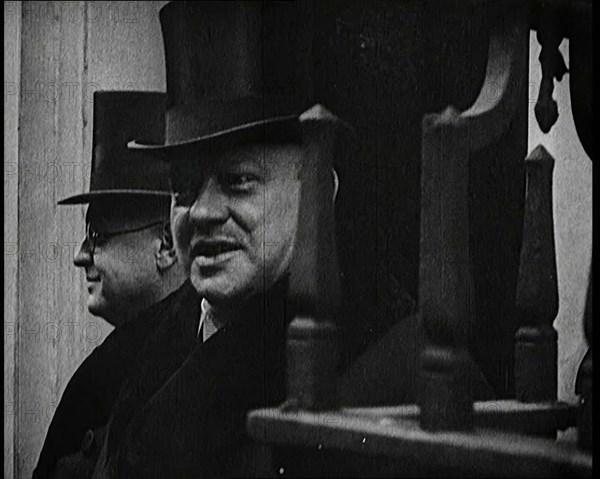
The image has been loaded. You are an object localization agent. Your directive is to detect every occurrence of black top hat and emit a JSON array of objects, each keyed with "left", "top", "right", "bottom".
[
  {"left": 128, "top": 1, "right": 351, "bottom": 156},
  {"left": 58, "top": 91, "right": 170, "bottom": 205}
]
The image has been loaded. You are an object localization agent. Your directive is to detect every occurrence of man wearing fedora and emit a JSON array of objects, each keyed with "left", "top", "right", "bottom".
[{"left": 33, "top": 91, "right": 187, "bottom": 479}]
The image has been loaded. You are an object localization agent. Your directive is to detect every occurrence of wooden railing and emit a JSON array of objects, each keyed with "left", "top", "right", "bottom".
[
  {"left": 417, "top": 2, "right": 529, "bottom": 430},
  {"left": 247, "top": 1, "right": 592, "bottom": 476},
  {"left": 514, "top": 145, "right": 558, "bottom": 403}
]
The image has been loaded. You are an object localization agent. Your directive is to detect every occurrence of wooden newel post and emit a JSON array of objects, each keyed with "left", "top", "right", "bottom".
[
  {"left": 286, "top": 105, "right": 351, "bottom": 410},
  {"left": 417, "top": 2, "right": 527, "bottom": 430},
  {"left": 419, "top": 107, "right": 473, "bottom": 431},
  {"left": 515, "top": 145, "right": 559, "bottom": 402}
]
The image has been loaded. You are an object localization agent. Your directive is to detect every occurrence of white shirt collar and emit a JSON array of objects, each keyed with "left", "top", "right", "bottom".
[{"left": 198, "top": 298, "right": 219, "bottom": 342}]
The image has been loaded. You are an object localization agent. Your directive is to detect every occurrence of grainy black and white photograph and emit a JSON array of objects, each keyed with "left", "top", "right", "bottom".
[{"left": 4, "top": 1, "right": 592, "bottom": 477}]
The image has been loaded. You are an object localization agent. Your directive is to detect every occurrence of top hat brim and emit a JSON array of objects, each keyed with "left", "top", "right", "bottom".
[
  {"left": 127, "top": 106, "right": 356, "bottom": 157},
  {"left": 57, "top": 190, "right": 171, "bottom": 205},
  {"left": 127, "top": 115, "right": 302, "bottom": 158}
]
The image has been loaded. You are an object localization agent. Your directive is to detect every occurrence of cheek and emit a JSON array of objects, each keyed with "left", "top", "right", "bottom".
[
  {"left": 93, "top": 236, "right": 159, "bottom": 303},
  {"left": 93, "top": 246, "right": 125, "bottom": 275},
  {"left": 228, "top": 197, "right": 262, "bottom": 240},
  {"left": 263, "top": 181, "right": 300, "bottom": 243},
  {"left": 108, "top": 242, "right": 152, "bottom": 280},
  {"left": 93, "top": 253, "right": 129, "bottom": 292}
]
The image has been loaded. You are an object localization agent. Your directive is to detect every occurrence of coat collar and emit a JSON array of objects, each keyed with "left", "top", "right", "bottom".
[{"left": 107, "top": 277, "right": 292, "bottom": 477}]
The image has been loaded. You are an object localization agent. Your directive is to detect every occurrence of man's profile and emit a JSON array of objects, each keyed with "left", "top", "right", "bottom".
[{"left": 33, "top": 91, "right": 186, "bottom": 479}]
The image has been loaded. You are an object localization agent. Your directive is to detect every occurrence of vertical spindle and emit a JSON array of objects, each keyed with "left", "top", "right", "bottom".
[
  {"left": 514, "top": 145, "right": 558, "bottom": 402},
  {"left": 419, "top": 107, "right": 473, "bottom": 431},
  {"left": 286, "top": 105, "right": 352, "bottom": 410}
]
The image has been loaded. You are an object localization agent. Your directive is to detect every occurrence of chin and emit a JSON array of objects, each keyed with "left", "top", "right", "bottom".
[
  {"left": 87, "top": 305, "right": 106, "bottom": 319},
  {"left": 86, "top": 295, "right": 107, "bottom": 318},
  {"left": 190, "top": 271, "right": 247, "bottom": 303}
]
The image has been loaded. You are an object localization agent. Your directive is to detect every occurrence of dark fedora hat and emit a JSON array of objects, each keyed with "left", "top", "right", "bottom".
[
  {"left": 58, "top": 91, "right": 170, "bottom": 205},
  {"left": 128, "top": 1, "right": 349, "bottom": 155}
]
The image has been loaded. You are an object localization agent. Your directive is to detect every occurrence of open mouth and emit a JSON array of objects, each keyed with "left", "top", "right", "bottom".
[
  {"left": 192, "top": 239, "right": 240, "bottom": 258},
  {"left": 86, "top": 276, "right": 100, "bottom": 292}
]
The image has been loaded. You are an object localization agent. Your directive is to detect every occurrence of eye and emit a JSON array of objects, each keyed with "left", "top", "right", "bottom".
[
  {"left": 94, "top": 232, "right": 110, "bottom": 246},
  {"left": 222, "top": 172, "right": 259, "bottom": 193},
  {"left": 89, "top": 227, "right": 109, "bottom": 246}
]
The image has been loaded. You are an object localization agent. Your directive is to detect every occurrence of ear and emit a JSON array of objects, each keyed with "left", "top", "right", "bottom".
[{"left": 155, "top": 222, "right": 178, "bottom": 274}]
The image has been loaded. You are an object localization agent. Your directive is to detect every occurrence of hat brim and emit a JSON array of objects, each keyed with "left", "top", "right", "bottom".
[
  {"left": 128, "top": 115, "right": 301, "bottom": 159},
  {"left": 57, "top": 190, "right": 171, "bottom": 205}
]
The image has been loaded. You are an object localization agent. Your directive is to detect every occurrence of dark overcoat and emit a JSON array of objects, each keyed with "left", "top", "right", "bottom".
[
  {"left": 91, "top": 278, "right": 290, "bottom": 478},
  {"left": 35, "top": 275, "right": 493, "bottom": 478},
  {"left": 90, "top": 276, "right": 494, "bottom": 478},
  {"left": 32, "top": 304, "right": 164, "bottom": 479}
]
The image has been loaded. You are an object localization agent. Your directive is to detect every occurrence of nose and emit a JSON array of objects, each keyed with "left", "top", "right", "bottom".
[
  {"left": 73, "top": 237, "right": 93, "bottom": 267},
  {"left": 188, "top": 177, "right": 229, "bottom": 226}
]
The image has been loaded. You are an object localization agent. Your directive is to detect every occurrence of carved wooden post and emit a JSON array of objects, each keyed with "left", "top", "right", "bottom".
[
  {"left": 514, "top": 145, "right": 558, "bottom": 402},
  {"left": 578, "top": 271, "right": 592, "bottom": 451},
  {"left": 286, "top": 105, "right": 352, "bottom": 410},
  {"left": 418, "top": 2, "right": 528, "bottom": 431},
  {"left": 419, "top": 108, "right": 474, "bottom": 431}
]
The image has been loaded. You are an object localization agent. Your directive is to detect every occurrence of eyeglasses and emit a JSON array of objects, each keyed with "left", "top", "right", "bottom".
[{"left": 85, "top": 221, "right": 163, "bottom": 255}]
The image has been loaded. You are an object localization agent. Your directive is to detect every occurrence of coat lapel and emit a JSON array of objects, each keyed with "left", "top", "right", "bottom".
[
  {"left": 112, "top": 279, "right": 291, "bottom": 478},
  {"left": 95, "top": 280, "right": 201, "bottom": 475}
]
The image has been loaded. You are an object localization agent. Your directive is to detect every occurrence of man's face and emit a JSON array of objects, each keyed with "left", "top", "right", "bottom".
[
  {"left": 74, "top": 198, "right": 168, "bottom": 325},
  {"left": 170, "top": 143, "right": 302, "bottom": 304}
]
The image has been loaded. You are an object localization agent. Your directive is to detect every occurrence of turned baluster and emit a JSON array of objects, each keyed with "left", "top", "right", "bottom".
[
  {"left": 418, "top": 107, "right": 474, "bottom": 431},
  {"left": 514, "top": 145, "right": 558, "bottom": 402},
  {"left": 286, "top": 106, "right": 352, "bottom": 410},
  {"left": 418, "top": 1, "right": 529, "bottom": 430}
]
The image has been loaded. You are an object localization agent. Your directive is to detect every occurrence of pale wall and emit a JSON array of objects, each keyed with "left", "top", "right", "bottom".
[
  {"left": 527, "top": 33, "right": 592, "bottom": 404},
  {"left": 4, "top": 3, "right": 168, "bottom": 478}
]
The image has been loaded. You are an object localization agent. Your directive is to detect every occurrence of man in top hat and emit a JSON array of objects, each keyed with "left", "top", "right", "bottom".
[
  {"left": 90, "top": 2, "right": 495, "bottom": 478},
  {"left": 33, "top": 91, "right": 187, "bottom": 479},
  {"left": 87, "top": 2, "right": 352, "bottom": 478}
]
